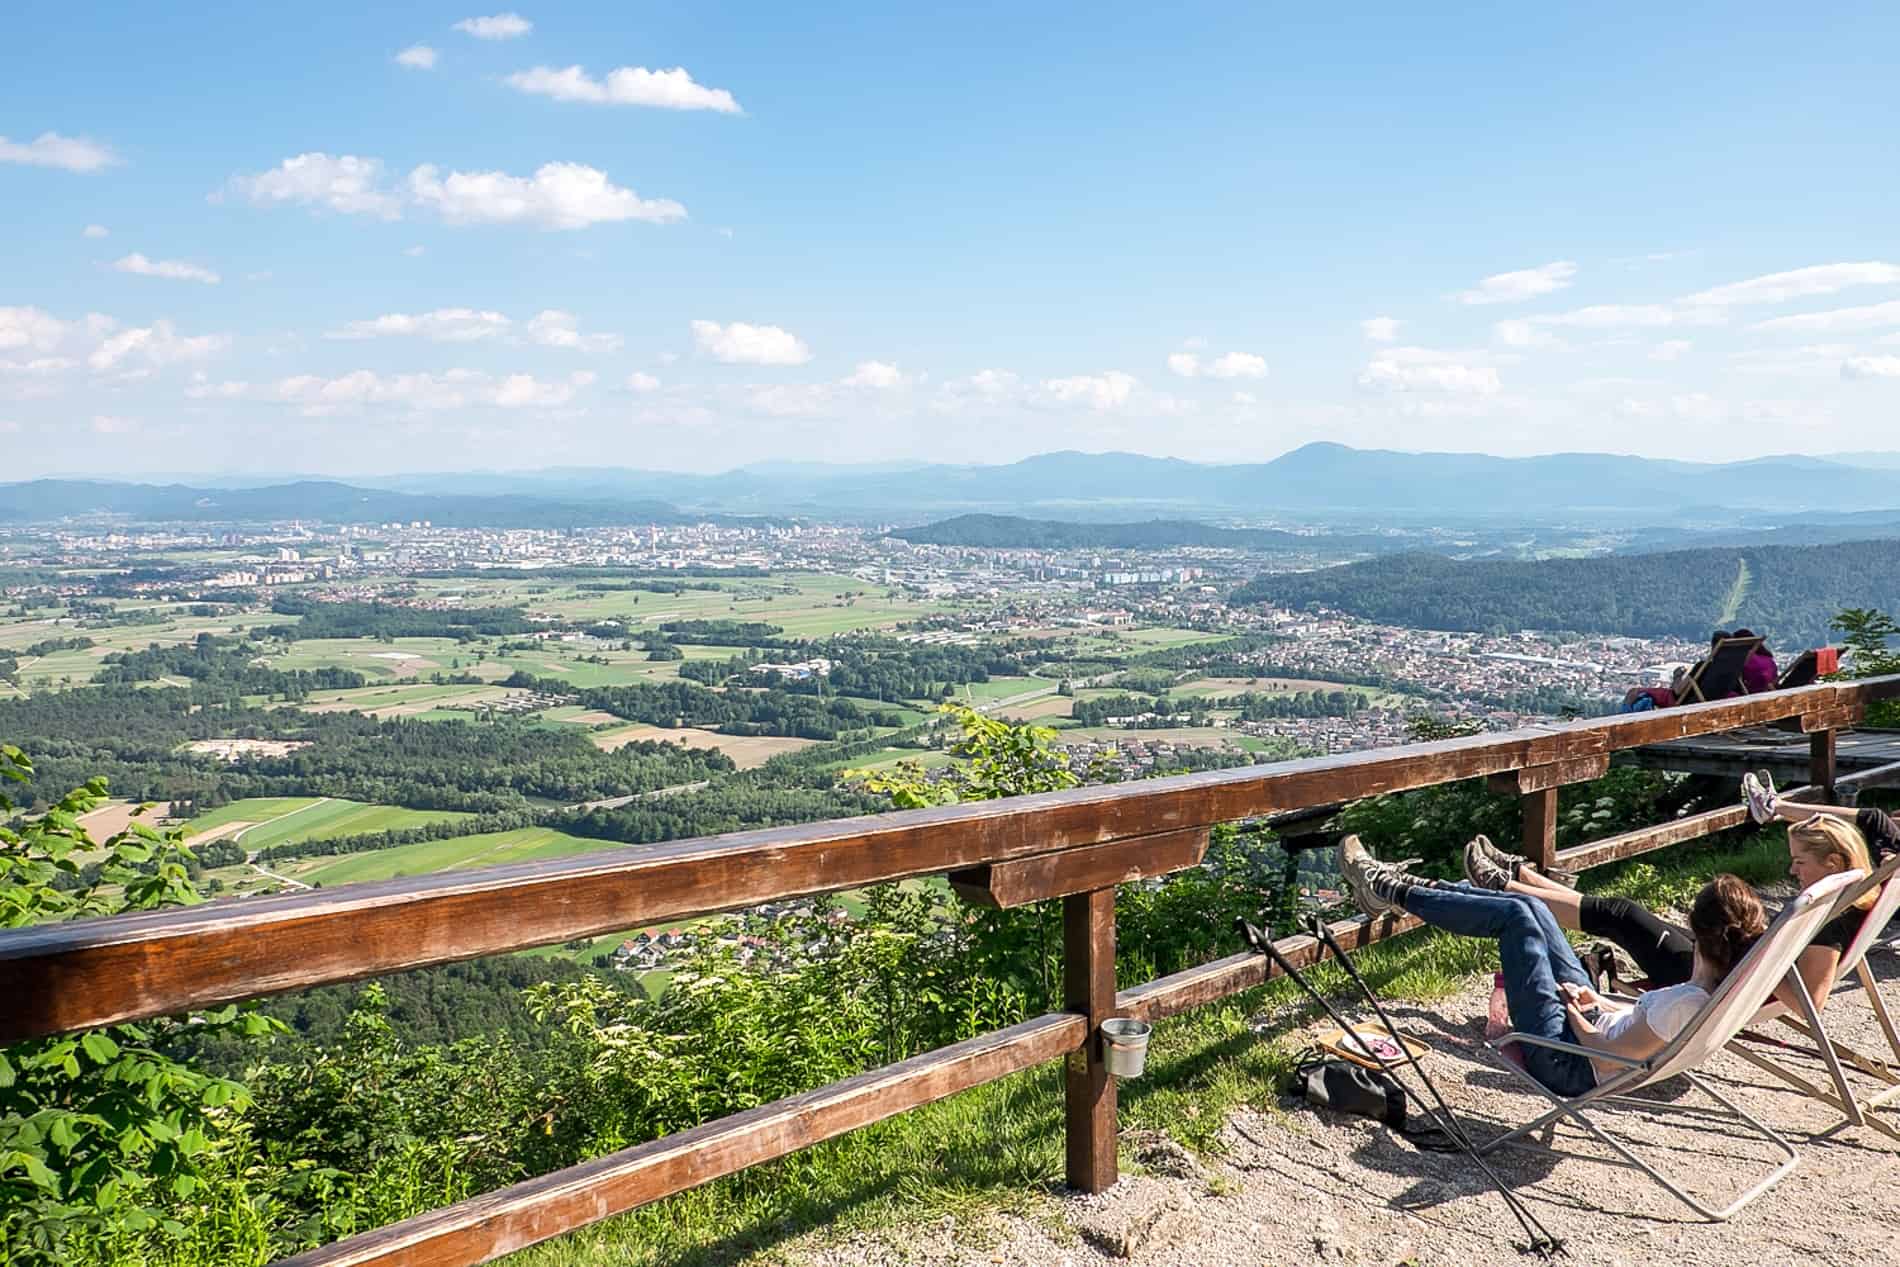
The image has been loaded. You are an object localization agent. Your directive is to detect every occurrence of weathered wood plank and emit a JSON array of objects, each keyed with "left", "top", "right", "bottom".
[
  {"left": 1063, "top": 888, "right": 1118, "bottom": 1193},
  {"left": 1812, "top": 729, "right": 1839, "bottom": 800},
  {"left": 949, "top": 828, "right": 1208, "bottom": 908},
  {"left": 1117, "top": 912, "right": 1424, "bottom": 1023},
  {"left": 1554, "top": 804, "right": 1752, "bottom": 872},
  {"left": 1522, "top": 786, "right": 1559, "bottom": 873},
  {"left": 6, "top": 677, "right": 1895, "bottom": 1043},
  {"left": 1486, "top": 754, "right": 1611, "bottom": 795},
  {"left": 273, "top": 1012, "right": 1087, "bottom": 1267}
]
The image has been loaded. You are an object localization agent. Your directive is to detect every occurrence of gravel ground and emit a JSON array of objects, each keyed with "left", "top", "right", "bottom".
[{"left": 786, "top": 949, "right": 1900, "bottom": 1267}]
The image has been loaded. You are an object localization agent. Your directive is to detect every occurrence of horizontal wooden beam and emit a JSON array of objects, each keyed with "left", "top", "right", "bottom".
[
  {"left": 1838, "top": 759, "right": 1900, "bottom": 797},
  {"left": 1486, "top": 754, "right": 1611, "bottom": 796},
  {"left": 1117, "top": 912, "right": 1424, "bottom": 1023},
  {"left": 949, "top": 828, "right": 1208, "bottom": 908},
  {"left": 1554, "top": 804, "right": 1752, "bottom": 872},
  {"left": 5, "top": 676, "right": 1894, "bottom": 1042},
  {"left": 274, "top": 1011, "right": 1087, "bottom": 1267}
]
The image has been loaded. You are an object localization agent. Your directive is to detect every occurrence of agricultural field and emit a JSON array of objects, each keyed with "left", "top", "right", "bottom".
[
  {"left": 360, "top": 572, "right": 950, "bottom": 638},
  {"left": 589, "top": 724, "right": 820, "bottom": 768},
  {"left": 992, "top": 695, "right": 1074, "bottom": 722},
  {"left": 174, "top": 797, "right": 468, "bottom": 852},
  {"left": 282, "top": 826, "right": 613, "bottom": 887},
  {"left": 948, "top": 675, "right": 1041, "bottom": 703},
  {"left": 0, "top": 607, "right": 284, "bottom": 695},
  {"left": 296, "top": 682, "right": 523, "bottom": 717}
]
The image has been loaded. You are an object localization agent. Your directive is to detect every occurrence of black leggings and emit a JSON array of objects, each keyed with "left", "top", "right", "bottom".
[{"left": 1577, "top": 895, "right": 1694, "bottom": 987}]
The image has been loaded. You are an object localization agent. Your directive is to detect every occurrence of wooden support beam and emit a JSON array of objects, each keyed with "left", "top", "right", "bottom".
[
  {"left": 949, "top": 828, "right": 1208, "bottom": 908},
  {"left": 1064, "top": 888, "right": 1118, "bottom": 1194},
  {"left": 1521, "top": 785, "right": 1559, "bottom": 874},
  {"left": 1812, "top": 729, "right": 1839, "bottom": 802},
  {"left": 273, "top": 1011, "right": 1085, "bottom": 1267},
  {"left": 1117, "top": 912, "right": 1424, "bottom": 1023},
  {"left": 1487, "top": 754, "right": 1611, "bottom": 796},
  {"left": 1554, "top": 804, "right": 1751, "bottom": 872}
]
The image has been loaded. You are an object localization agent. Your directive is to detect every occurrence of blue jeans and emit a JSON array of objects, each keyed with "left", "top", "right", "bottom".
[{"left": 1401, "top": 883, "right": 1599, "bottom": 1096}]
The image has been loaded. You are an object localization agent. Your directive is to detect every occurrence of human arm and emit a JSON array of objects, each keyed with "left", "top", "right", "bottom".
[
  {"left": 1561, "top": 983, "right": 1668, "bottom": 1063},
  {"left": 1771, "top": 945, "right": 1841, "bottom": 1017}
]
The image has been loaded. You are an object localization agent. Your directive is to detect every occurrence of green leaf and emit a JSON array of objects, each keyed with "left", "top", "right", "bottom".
[{"left": 79, "top": 1031, "right": 120, "bottom": 1064}]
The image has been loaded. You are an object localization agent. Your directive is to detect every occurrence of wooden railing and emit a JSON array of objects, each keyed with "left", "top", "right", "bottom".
[{"left": 6, "top": 676, "right": 1900, "bottom": 1266}]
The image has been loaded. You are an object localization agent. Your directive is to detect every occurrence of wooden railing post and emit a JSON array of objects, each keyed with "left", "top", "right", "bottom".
[
  {"left": 1812, "top": 729, "right": 1839, "bottom": 803},
  {"left": 1063, "top": 886, "right": 1118, "bottom": 1193},
  {"left": 1522, "top": 786, "right": 1558, "bottom": 874}
]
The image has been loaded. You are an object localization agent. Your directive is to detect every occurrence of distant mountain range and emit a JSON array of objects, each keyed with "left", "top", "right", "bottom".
[
  {"left": 891, "top": 514, "right": 1407, "bottom": 552},
  {"left": 11, "top": 443, "right": 1900, "bottom": 525},
  {"left": 0, "top": 480, "right": 691, "bottom": 529}
]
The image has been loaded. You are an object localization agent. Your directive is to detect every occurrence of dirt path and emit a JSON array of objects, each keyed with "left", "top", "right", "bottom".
[
  {"left": 182, "top": 820, "right": 256, "bottom": 848},
  {"left": 789, "top": 959, "right": 1900, "bottom": 1267}
]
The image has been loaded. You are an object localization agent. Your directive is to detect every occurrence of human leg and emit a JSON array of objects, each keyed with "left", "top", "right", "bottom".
[
  {"left": 1398, "top": 884, "right": 1596, "bottom": 1095},
  {"left": 1576, "top": 895, "right": 1695, "bottom": 986}
]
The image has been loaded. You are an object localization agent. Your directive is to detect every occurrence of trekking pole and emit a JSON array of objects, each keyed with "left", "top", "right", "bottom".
[
  {"left": 1235, "top": 916, "right": 1563, "bottom": 1259},
  {"left": 1305, "top": 914, "right": 1564, "bottom": 1258}
]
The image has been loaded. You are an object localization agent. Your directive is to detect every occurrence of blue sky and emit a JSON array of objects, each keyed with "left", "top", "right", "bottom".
[{"left": 4, "top": 3, "right": 1899, "bottom": 477}]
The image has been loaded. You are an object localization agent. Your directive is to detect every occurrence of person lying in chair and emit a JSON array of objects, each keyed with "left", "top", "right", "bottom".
[
  {"left": 1337, "top": 836, "right": 1765, "bottom": 1094},
  {"left": 1458, "top": 809, "right": 1876, "bottom": 1016}
]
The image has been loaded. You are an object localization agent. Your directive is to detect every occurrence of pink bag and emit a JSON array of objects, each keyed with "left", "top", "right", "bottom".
[{"left": 1486, "top": 972, "right": 1528, "bottom": 1071}]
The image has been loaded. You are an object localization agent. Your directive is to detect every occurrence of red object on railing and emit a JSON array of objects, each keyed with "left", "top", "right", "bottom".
[{"left": 1817, "top": 646, "right": 1840, "bottom": 676}]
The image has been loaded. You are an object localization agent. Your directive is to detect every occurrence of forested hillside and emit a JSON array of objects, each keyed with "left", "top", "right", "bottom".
[{"left": 1232, "top": 538, "right": 1900, "bottom": 645}]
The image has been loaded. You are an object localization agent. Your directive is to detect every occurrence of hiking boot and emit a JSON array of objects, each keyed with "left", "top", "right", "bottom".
[
  {"left": 1467, "top": 833, "right": 1580, "bottom": 889},
  {"left": 1463, "top": 837, "right": 1514, "bottom": 891},
  {"left": 1338, "top": 834, "right": 1419, "bottom": 916},
  {"left": 1743, "top": 769, "right": 1780, "bottom": 825}
]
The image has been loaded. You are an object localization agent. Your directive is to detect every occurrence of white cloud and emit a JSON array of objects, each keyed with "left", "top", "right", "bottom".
[
  {"left": 407, "top": 161, "right": 685, "bottom": 229},
  {"left": 87, "top": 320, "right": 229, "bottom": 373},
  {"left": 748, "top": 383, "right": 834, "bottom": 416},
  {"left": 0, "top": 306, "right": 86, "bottom": 353},
  {"left": 1650, "top": 339, "right": 1693, "bottom": 362},
  {"left": 226, "top": 153, "right": 404, "bottom": 219},
  {"left": 1358, "top": 347, "right": 1501, "bottom": 394},
  {"left": 453, "top": 12, "right": 532, "bottom": 39},
  {"left": 403, "top": 245, "right": 426, "bottom": 257},
  {"left": 1751, "top": 299, "right": 1900, "bottom": 335},
  {"left": 1454, "top": 260, "right": 1576, "bottom": 306},
  {"left": 328, "top": 308, "right": 513, "bottom": 342},
  {"left": 504, "top": 65, "right": 742, "bottom": 114},
  {"left": 1535, "top": 303, "right": 1693, "bottom": 329},
  {"left": 1842, "top": 356, "right": 1900, "bottom": 380},
  {"left": 1361, "top": 316, "right": 1402, "bottom": 342},
  {"left": 0, "top": 132, "right": 119, "bottom": 173},
  {"left": 396, "top": 45, "right": 439, "bottom": 70},
  {"left": 82, "top": 224, "right": 109, "bottom": 239},
  {"left": 1168, "top": 349, "right": 1265, "bottom": 379},
  {"left": 1206, "top": 351, "right": 1267, "bottom": 379},
  {"left": 690, "top": 319, "right": 811, "bottom": 365},
  {"left": 1233, "top": 391, "right": 1259, "bottom": 405},
  {"left": 1492, "top": 318, "right": 1559, "bottom": 349},
  {"left": 112, "top": 253, "right": 221, "bottom": 285},
  {"left": 254, "top": 367, "right": 591, "bottom": 413},
  {"left": 186, "top": 372, "right": 250, "bottom": 399},
  {"left": 1681, "top": 261, "right": 1900, "bottom": 308},
  {"left": 90, "top": 414, "right": 137, "bottom": 434},
  {"left": 842, "top": 360, "right": 907, "bottom": 388},
  {"left": 1042, "top": 371, "right": 1137, "bottom": 410},
  {"left": 526, "top": 309, "right": 619, "bottom": 352},
  {"left": 626, "top": 371, "right": 660, "bottom": 392}
]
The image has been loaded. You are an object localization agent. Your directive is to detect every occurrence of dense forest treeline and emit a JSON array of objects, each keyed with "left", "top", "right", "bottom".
[
  {"left": 505, "top": 672, "right": 907, "bottom": 740},
  {"left": 1232, "top": 539, "right": 1900, "bottom": 645},
  {"left": 0, "top": 682, "right": 734, "bottom": 813},
  {"left": 267, "top": 597, "right": 538, "bottom": 640}
]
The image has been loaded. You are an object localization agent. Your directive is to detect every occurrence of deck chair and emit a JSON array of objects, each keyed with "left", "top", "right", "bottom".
[
  {"left": 1774, "top": 648, "right": 1827, "bottom": 692},
  {"left": 1728, "top": 854, "right": 1900, "bottom": 1138},
  {"left": 1481, "top": 869, "right": 1861, "bottom": 1221},
  {"left": 1674, "top": 634, "right": 1765, "bottom": 704}
]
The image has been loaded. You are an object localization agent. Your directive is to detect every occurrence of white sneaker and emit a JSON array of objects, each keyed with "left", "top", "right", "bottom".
[{"left": 1742, "top": 770, "right": 1779, "bottom": 825}]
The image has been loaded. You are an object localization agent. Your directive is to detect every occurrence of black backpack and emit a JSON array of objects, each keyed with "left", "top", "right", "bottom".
[{"left": 1293, "top": 1058, "right": 1460, "bottom": 1152}]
